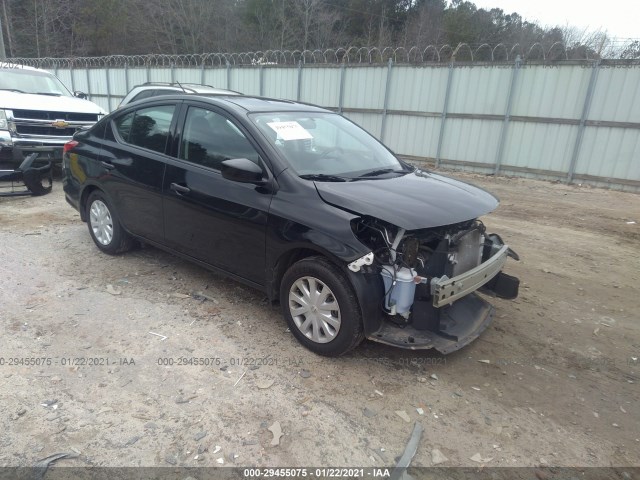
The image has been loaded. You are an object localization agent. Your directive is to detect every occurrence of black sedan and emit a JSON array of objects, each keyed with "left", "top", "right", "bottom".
[{"left": 62, "top": 94, "right": 519, "bottom": 356}]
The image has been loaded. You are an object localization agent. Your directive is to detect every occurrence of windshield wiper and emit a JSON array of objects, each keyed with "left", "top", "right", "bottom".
[
  {"left": 0, "top": 88, "right": 26, "bottom": 93},
  {"left": 355, "top": 168, "right": 406, "bottom": 179},
  {"left": 299, "top": 173, "right": 350, "bottom": 182},
  {"left": 35, "top": 92, "right": 62, "bottom": 96}
]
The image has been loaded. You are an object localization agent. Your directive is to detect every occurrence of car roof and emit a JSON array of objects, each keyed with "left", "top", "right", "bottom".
[
  {"left": 133, "top": 83, "right": 240, "bottom": 95},
  {"left": 120, "top": 93, "right": 332, "bottom": 115}
]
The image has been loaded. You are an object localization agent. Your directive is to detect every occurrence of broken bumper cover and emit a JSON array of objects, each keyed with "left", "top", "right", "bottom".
[
  {"left": 368, "top": 293, "right": 495, "bottom": 353},
  {"left": 0, "top": 153, "right": 53, "bottom": 197},
  {"left": 363, "top": 237, "right": 519, "bottom": 353}
]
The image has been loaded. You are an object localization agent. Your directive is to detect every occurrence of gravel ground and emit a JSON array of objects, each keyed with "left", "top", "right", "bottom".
[{"left": 0, "top": 172, "right": 638, "bottom": 469}]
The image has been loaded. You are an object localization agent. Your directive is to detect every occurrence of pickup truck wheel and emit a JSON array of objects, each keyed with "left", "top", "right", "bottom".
[
  {"left": 86, "top": 191, "right": 133, "bottom": 254},
  {"left": 280, "top": 256, "right": 364, "bottom": 356}
]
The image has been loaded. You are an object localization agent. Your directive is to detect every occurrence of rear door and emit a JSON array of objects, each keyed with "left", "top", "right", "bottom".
[
  {"left": 162, "top": 102, "right": 272, "bottom": 284},
  {"left": 99, "top": 101, "right": 179, "bottom": 242}
]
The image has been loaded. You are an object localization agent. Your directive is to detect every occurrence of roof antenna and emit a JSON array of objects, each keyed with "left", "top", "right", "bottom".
[{"left": 174, "top": 81, "right": 187, "bottom": 93}]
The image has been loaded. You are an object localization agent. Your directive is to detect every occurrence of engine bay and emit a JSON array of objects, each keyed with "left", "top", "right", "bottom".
[{"left": 351, "top": 216, "right": 519, "bottom": 334}]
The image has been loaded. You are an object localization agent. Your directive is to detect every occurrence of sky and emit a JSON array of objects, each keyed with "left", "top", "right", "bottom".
[{"left": 470, "top": 0, "right": 639, "bottom": 40}]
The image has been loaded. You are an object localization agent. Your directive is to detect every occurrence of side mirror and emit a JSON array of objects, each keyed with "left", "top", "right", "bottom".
[
  {"left": 221, "top": 158, "right": 265, "bottom": 184},
  {"left": 74, "top": 91, "right": 88, "bottom": 99}
]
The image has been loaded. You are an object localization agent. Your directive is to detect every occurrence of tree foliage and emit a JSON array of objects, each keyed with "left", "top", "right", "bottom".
[{"left": 0, "top": 0, "right": 635, "bottom": 59}]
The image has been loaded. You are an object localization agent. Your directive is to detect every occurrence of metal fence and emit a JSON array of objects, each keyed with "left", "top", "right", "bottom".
[{"left": 9, "top": 49, "right": 640, "bottom": 191}]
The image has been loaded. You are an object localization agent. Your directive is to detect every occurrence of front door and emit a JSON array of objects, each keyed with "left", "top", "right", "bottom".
[{"left": 162, "top": 104, "right": 272, "bottom": 284}]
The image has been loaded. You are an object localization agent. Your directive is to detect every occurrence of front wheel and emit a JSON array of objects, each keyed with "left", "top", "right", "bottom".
[
  {"left": 280, "top": 256, "right": 364, "bottom": 356},
  {"left": 86, "top": 190, "right": 134, "bottom": 254}
]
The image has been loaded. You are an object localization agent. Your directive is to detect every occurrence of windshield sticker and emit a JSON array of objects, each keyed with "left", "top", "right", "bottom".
[{"left": 267, "top": 121, "right": 313, "bottom": 141}]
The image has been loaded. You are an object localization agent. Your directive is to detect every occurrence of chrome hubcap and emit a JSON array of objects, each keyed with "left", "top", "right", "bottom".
[
  {"left": 89, "top": 199, "right": 113, "bottom": 246},
  {"left": 289, "top": 276, "right": 341, "bottom": 343}
]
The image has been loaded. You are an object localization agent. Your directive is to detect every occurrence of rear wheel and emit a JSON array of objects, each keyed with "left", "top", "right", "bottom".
[
  {"left": 280, "top": 256, "right": 364, "bottom": 356},
  {"left": 86, "top": 190, "right": 134, "bottom": 254}
]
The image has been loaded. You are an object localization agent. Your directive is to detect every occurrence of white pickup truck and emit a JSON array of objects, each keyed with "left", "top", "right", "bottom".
[{"left": 1, "top": 63, "right": 105, "bottom": 195}]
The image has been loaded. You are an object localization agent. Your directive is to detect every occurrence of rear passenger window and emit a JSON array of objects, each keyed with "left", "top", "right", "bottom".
[
  {"left": 152, "top": 89, "right": 176, "bottom": 98},
  {"left": 130, "top": 90, "right": 156, "bottom": 103},
  {"left": 180, "top": 107, "right": 259, "bottom": 170},
  {"left": 114, "top": 105, "right": 175, "bottom": 154}
]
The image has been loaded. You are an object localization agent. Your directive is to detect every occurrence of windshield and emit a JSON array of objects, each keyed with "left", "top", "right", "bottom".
[
  {"left": 250, "top": 112, "right": 408, "bottom": 179},
  {"left": 0, "top": 69, "right": 73, "bottom": 97}
]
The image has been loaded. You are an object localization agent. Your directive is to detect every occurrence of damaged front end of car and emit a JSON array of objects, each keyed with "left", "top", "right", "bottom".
[
  {"left": 0, "top": 152, "right": 53, "bottom": 197},
  {"left": 349, "top": 216, "right": 519, "bottom": 353}
]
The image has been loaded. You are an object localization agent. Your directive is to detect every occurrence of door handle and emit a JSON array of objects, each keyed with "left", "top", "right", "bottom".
[
  {"left": 170, "top": 182, "right": 191, "bottom": 195},
  {"left": 100, "top": 161, "right": 115, "bottom": 170}
]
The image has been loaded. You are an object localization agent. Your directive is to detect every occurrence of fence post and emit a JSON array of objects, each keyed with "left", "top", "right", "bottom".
[
  {"left": 124, "top": 62, "right": 129, "bottom": 93},
  {"left": 338, "top": 63, "right": 346, "bottom": 115},
  {"left": 200, "top": 61, "right": 205, "bottom": 85},
  {"left": 226, "top": 61, "right": 231, "bottom": 90},
  {"left": 494, "top": 55, "right": 521, "bottom": 175},
  {"left": 170, "top": 62, "right": 175, "bottom": 83},
  {"left": 146, "top": 65, "right": 150, "bottom": 84},
  {"left": 70, "top": 64, "right": 76, "bottom": 92},
  {"left": 297, "top": 60, "right": 302, "bottom": 101},
  {"left": 105, "top": 67, "right": 111, "bottom": 111},
  {"left": 567, "top": 60, "right": 600, "bottom": 183},
  {"left": 85, "top": 67, "right": 92, "bottom": 102},
  {"left": 380, "top": 58, "right": 394, "bottom": 142},
  {"left": 435, "top": 62, "right": 455, "bottom": 168},
  {"left": 259, "top": 64, "right": 264, "bottom": 96}
]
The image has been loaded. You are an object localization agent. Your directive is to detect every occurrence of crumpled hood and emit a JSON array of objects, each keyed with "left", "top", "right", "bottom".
[
  {"left": 0, "top": 91, "right": 105, "bottom": 114},
  {"left": 314, "top": 170, "right": 499, "bottom": 230}
]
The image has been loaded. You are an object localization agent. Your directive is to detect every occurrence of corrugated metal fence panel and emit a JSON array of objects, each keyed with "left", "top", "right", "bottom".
[
  {"left": 263, "top": 67, "right": 297, "bottom": 100},
  {"left": 384, "top": 115, "right": 440, "bottom": 158},
  {"left": 173, "top": 68, "right": 204, "bottom": 84},
  {"left": 87, "top": 69, "right": 108, "bottom": 111},
  {"left": 70, "top": 69, "right": 89, "bottom": 94},
  {"left": 300, "top": 66, "right": 341, "bottom": 108},
  {"left": 105, "top": 69, "right": 126, "bottom": 110},
  {"left": 512, "top": 66, "right": 591, "bottom": 119},
  {"left": 203, "top": 69, "right": 228, "bottom": 90},
  {"left": 230, "top": 67, "right": 260, "bottom": 95},
  {"left": 441, "top": 118, "right": 502, "bottom": 165},
  {"left": 55, "top": 69, "right": 73, "bottom": 91},
  {"left": 448, "top": 66, "right": 511, "bottom": 115},
  {"left": 343, "top": 111, "right": 382, "bottom": 138},
  {"left": 88, "top": 69, "right": 107, "bottom": 94},
  {"left": 589, "top": 67, "right": 640, "bottom": 123},
  {"left": 127, "top": 68, "right": 150, "bottom": 88},
  {"left": 503, "top": 122, "right": 578, "bottom": 173},
  {"left": 343, "top": 66, "right": 387, "bottom": 109},
  {"left": 575, "top": 127, "right": 640, "bottom": 179},
  {"left": 148, "top": 68, "right": 172, "bottom": 83},
  {"left": 43, "top": 63, "right": 640, "bottom": 189},
  {"left": 107, "top": 69, "right": 126, "bottom": 96},
  {"left": 387, "top": 66, "right": 449, "bottom": 113}
]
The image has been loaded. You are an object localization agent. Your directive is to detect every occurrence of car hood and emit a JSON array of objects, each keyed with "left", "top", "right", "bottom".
[
  {"left": 314, "top": 170, "right": 499, "bottom": 230},
  {"left": 0, "top": 91, "right": 105, "bottom": 114}
]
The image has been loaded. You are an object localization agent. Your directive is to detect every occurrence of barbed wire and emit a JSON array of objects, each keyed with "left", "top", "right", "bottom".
[{"left": 6, "top": 43, "right": 640, "bottom": 68}]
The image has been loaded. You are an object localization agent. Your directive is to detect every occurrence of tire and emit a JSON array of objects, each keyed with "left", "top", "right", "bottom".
[
  {"left": 85, "top": 190, "right": 134, "bottom": 254},
  {"left": 280, "top": 256, "right": 364, "bottom": 356}
]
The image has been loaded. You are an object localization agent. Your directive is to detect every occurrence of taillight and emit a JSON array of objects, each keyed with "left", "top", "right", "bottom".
[{"left": 63, "top": 140, "right": 78, "bottom": 153}]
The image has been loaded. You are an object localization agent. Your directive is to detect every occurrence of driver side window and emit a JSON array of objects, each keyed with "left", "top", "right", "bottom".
[{"left": 180, "top": 107, "right": 259, "bottom": 171}]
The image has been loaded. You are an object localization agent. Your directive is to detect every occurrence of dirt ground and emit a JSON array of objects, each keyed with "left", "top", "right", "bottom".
[{"left": 0, "top": 171, "right": 638, "bottom": 470}]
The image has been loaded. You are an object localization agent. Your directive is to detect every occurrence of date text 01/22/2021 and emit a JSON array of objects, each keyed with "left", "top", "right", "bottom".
[
  {"left": 156, "top": 356, "right": 305, "bottom": 367},
  {"left": 243, "top": 468, "right": 391, "bottom": 478},
  {"left": 0, "top": 357, "right": 135, "bottom": 367}
]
